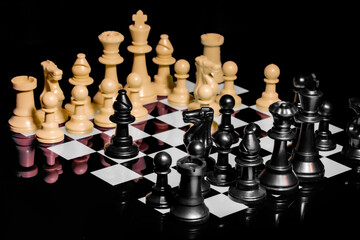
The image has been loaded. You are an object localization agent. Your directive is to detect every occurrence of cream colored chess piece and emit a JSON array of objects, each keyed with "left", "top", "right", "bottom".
[
  {"left": 198, "top": 84, "right": 218, "bottom": 134},
  {"left": 216, "top": 61, "right": 242, "bottom": 108},
  {"left": 65, "top": 53, "right": 96, "bottom": 117},
  {"left": 65, "top": 85, "right": 94, "bottom": 135},
  {"left": 168, "top": 59, "right": 194, "bottom": 107},
  {"left": 38, "top": 60, "right": 68, "bottom": 124},
  {"left": 94, "top": 78, "right": 117, "bottom": 128},
  {"left": 127, "top": 73, "right": 148, "bottom": 121},
  {"left": 188, "top": 55, "right": 220, "bottom": 116},
  {"left": 36, "top": 92, "right": 64, "bottom": 143},
  {"left": 125, "top": 10, "right": 157, "bottom": 104},
  {"left": 201, "top": 33, "right": 224, "bottom": 83},
  {"left": 9, "top": 76, "right": 41, "bottom": 133},
  {"left": 93, "top": 31, "right": 124, "bottom": 107},
  {"left": 153, "top": 34, "right": 176, "bottom": 96},
  {"left": 256, "top": 63, "right": 281, "bottom": 111}
]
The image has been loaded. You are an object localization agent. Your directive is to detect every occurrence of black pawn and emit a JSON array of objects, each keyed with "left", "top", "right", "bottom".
[
  {"left": 186, "top": 140, "right": 211, "bottom": 195},
  {"left": 146, "top": 151, "right": 172, "bottom": 209},
  {"left": 228, "top": 123, "right": 266, "bottom": 205},
  {"left": 207, "top": 131, "right": 237, "bottom": 186},
  {"left": 104, "top": 89, "right": 139, "bottom": 159},
  {"left": 315, "top": 100, "right": 336, "bottom": 151},
  {"left": 342, "top": 98, "right": 360, "bottom": 168},
  {"left": 291, "top": 74, "right": 325, "bottom": 182},
  {"left": 170, "top": 140, "right": 210, "bottom": 224},
  {"left": 217, "top": 94, "right": 240, "bottom": 144},
  {"left": 259, "top": 101, "right": 299, "bottom": 195}
]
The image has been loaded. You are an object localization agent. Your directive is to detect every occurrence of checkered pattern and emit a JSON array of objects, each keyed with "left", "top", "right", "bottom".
[{"left": 43, "top": 81, "right": 351, "bottom": 219}]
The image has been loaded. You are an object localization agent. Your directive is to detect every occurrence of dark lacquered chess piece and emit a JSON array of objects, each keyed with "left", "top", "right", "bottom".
[
  {"left": 315, "top": 100, "right": 336, "bottom": 151},
  {"left": 259, "top": 101, "right": 299, "bottom": 195},
  {"left": 207, "top": 130, "right": 237, "bottom": 186},
  {"left": 170, "top": 140, "right": 210, "bottom": 224},
  {"left": 217, "top": 94, "right": 239, "bottom": 144},
  {"left": 342, "top": 98, "right": 360, "bottom": 169},
  {"left": 146, "top": 151, "right": 172, "bottom": 208},
  {"left": 228, "top": 123, "right": 266, "bottom": 205},
  {"left": 291, "top": 74, "right": 325, "bottom": 182},
  {"left": 104, "top": 89, "right": 139, "bottom": 159}
]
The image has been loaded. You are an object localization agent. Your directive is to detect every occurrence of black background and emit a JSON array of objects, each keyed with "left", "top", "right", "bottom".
[{"left": 1, "top": 1, "right": 360, "bottom": 239}]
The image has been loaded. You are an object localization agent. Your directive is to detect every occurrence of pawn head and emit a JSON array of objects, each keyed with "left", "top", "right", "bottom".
[
  {"left": 223, "top": 61, "right": 238, "bottom": 77},
  {"left": 198, "top": 84, "right": 213, "bottom": 101},
  {"left": 101, "top": 78, "right": 117, "bottom": 94},
  {"left": 264, "top": 64, "right": 280, "bottom": 80},
  {"left": 127, "top": 72, "right": 142, "bottom": 89},
  {"left": 213, "top": 131, "right": 233, "bottom": 150},
  {"left": 72, "top": 85, "right": 88, "bottom": 101},
  {"left": 174, "top": 59, "right": 190, "bottom": 75},
  {"left": 187, "top": 140, "right": 205, "bottom": 158},
  {"left": 318, "top": 100, "right": 333, "bottom": 117},
  {"left": 42, "top": 92, "right": 58, "bottom": 109},
  {"left": 219, "top": 94, "right": 235, "bottom": 110},
  {"left": 153, "top": 151, "right": 172, "bottom": 173}
]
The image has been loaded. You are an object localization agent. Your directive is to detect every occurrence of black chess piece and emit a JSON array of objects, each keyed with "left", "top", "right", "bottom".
[
  {"left": 217, "top": 94, "right": 239, "bottom": 144},
  {"left": 104, "top": 89, "right": 139, "bottom": 159},
  {"left": 183, "top": 107, "right": 216, "bottom": 171},
  {"left": 170, "top": 140, "right": 210, "bottom": 224},
  {"left": 342, "top": 98, "right": 360, "bottom": 169},
  {"left": 146, "top": 151, "right": 172, "bottom": 208},
  {"left": 291, "top": 74, "right": 325, "bottom": 182},
  {"left": 228, "top": 123, "right": 266, "bottom": 205},
  {"left": 186, "top": 140, "right": 211, "bottom": 195},
  {"left": 207, "top": 130, "right": 237, "bottom": 186},
  {"left": 259, "top": 101, "right": 299, "bottom": 195},
  {"left": 315, "top": 100, "right": 336, "bottom": 151}
]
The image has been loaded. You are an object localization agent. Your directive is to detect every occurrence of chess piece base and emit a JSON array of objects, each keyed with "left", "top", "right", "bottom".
[
  {"left": 291, "top": 152, "right": 325, "bottom": 182},
  {"left": 206, "top": 165, "right": 237, "bottom": 186},
  {"left": 146, "top": 186, "right": 172, "bottom": 209},
  {"left": 170, "top": 203, "right": 210, "bottom": 225},
  {"left": 315, "top": 131, "right": 336, "bottom": 151},
  {"left": 259, "top": 161, "right": 299, "bottom": 193},
  {"left": 228, "top": 181, "right": 266, "bottom": 205},
  {"left": 104, "top": 138, "right": 139, "bottom": 159}
]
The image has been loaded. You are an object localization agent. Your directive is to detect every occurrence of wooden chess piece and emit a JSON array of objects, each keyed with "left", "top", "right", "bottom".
[
  {"left": 153, "top": 34, "right": 176, "bottom": 96},
  {"left": 65, "top": 85, "right": 94, "bottom": 135},
  {"left": 65, "top": 53, "right": 96, "bottom": 118},
  {"left": 201, "top": 33, "right": 224, "bottom": 83},
  {"left": 104, "top": 89, "right": 139, "bottom": 159},
  {"left": 170, "top": 140, "right": 210, "bottom": 224},
  {"left": 124, "top": 10, "right": 157, "bottom": 104},
  {"left": 256, "top": 63, "right": 281, "bottom": 111},
  {"left": 198, "top": 84, "right": 218, "bottom": 134},
  {"left": 36, "top": 92, "right": 64, "bottom": 143},
  {"left": 188, "top": 55, "right": 221, "bottom": 116},
  {"left": 216, "top": 61, "right": 242, "bottom": 108},
  {"left": 168, "top": 59, "right": 194, "bottom": 107},
  {"left": 228, "top": 123, "right": 266, "bottom": 204},
  {"left": 259, "top": 101, "right": 299, "bottom": 195},
  {"left": 94, "top": 78, "right": 118, "bottom": 128},
  {"left": 9, "top": 76, "right": 41, "bottom": 133},
  {"left": 38, "top": 60, "right": 68, "bottom": 124},
  {"left": 146, "top": 151, "right": 172, "bottom": 208},
  {"left": 127, "top": 73, "right": 148, "bottom": 121},
  {"left": 93, "top": 31, "right": 124, "bottom": 108}
]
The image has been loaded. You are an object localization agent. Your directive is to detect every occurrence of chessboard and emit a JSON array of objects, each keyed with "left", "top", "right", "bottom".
[{"left": 6, "top": 80, "right": 357, "bottom": 239}]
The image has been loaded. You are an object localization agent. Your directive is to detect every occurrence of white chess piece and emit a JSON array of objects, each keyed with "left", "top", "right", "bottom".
[{"left": 127, "top": 73, "right": 148, "bottom": 121}]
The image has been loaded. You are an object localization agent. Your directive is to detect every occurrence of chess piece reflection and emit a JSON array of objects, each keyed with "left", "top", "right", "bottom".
[
  {"left": 37, "top": 141, "right": 63, "bottom": 184},
  {"left": 11, "top": 132, "right": 37, "bottom": 178}
]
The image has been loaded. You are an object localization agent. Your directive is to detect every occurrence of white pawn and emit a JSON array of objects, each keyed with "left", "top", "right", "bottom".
[
  {"left": 256, "top": 64, "right": 281, "bottom": 111},
  {"left": 94, "top": 78, "right": 118, "bottom": 128},
  {"left": 65, "top": 85, "right": 94, "bottom": 135},
  {"left": 127, "top": 73, "right": 148, "bottom": 121},
  {"left": 168, "top": 59, "right": 194, "bottom": 107},
  {"left": 216, "top": 61, "right": 242, "bottom": 108},
  {"left": 198, "top": 84, "right": 218, "bottom": 134},
  {"left": 36, "top": 92, "right": 64, "bottom": 143}
]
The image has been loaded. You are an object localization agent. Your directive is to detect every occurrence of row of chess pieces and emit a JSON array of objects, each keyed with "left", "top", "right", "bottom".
[{"left": 8, "top": 10, "right": 282, "bottom": 144}]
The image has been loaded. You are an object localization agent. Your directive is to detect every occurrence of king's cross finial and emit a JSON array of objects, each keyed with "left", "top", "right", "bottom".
[{"left": 133, "top": 10, "right": 147, "bottom": 28}]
